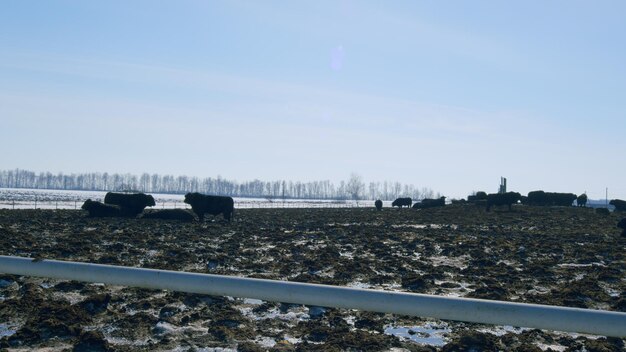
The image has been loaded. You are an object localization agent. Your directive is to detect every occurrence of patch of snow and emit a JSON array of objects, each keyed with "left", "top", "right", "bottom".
[
  {"left": 384, "top": 322, "right": 450, "bottom": 346},
  {"left": 536, "top": 343, "right": 567, "bottom": 351},
  {"left": 0, "top": 323, "right": 18, "bottom": 338},
  {"left": 434, "top": 281, "right": 475, "bottom": 298},
  {"left": 428, "top": 255, "right": 470, "bottom": 269},
  {"left": 243, "top": 298, "right": 264, "bottom": 305},
  {"left": 154, "top": 321, "right": 179, "bottom": 335},
  {"left": 239, "top": 306, "right": 310, "bottom": 322},
  {"left": 254, "top": 336, "right": 276, "bottom": 347},
  {"left": 347, "top": 281, "right": 372, "bottom": 289},
  {"left": 344, "top": 315, "right": 356, "bottom": 326},
  {"left": 106, "top": 336, "right": 152, "bottom": 346},
  {"left": 392, "top": 224, "right": 428, "bottom": 229},
  {"left": 478, "top": 325, "right": 529, "bottom": 336},
  {"left": 339, "top": 251, "right": 354, "bottom": 259},
  {"left": 39, "top": 282, "right": 53, "bottom": 289},
  {"left": 557, "top": 262, "right": 605, "bottom": 268},
  {"left": 51, "top": 291, "right": 86, "bottom": 304},
  {"left": 283, "top": 335, "right": 303, "bottom": 344}
]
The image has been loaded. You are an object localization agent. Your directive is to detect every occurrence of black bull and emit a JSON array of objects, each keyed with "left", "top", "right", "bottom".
[
  {"left": 184, "top": 193, "right": 234, "bottom": 222},
  {"left": 104, "top": 192, "right": 155, "bottom": 216}
]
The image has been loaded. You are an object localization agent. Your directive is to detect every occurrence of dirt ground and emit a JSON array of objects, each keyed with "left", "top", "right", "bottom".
[{"left": 0, "top": 205, "right": 625, "bottom": 351}]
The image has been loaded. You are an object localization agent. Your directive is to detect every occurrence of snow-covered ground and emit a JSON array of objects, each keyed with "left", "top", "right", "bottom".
[{"left": 0, "top": 188, "right": 386, "bottom": 209}]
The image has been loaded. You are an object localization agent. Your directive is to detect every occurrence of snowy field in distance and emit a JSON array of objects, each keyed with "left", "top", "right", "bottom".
[{"left": 0, "top": 188, "right": 385, "bottom": 209}]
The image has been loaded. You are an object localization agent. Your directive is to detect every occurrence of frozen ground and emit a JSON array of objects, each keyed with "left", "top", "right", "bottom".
[{"left": 0, "top": 205, "right": 624, "bottom": 351}]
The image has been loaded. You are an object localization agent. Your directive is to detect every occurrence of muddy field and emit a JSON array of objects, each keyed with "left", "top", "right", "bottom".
[{"left": 0, "top": 205, "right": 625, "bottom": 351}]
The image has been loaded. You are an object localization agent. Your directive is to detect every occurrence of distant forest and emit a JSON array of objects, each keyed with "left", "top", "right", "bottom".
[{"left": 0, "top": 169, "right": 440, "bottom": 201}]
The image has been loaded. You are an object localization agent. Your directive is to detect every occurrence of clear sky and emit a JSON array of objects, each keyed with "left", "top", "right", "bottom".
[{"left": 1, "top": 1, "right": 625, "bottom": 200}]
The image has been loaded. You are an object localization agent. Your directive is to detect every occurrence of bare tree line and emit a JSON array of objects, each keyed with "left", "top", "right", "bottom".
[{"left": 0, "top": 169, "right": 439, "bottom": 201}]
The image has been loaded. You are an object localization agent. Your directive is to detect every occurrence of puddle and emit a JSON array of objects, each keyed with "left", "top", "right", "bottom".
[
  {"left": 0, "top": 323, "right": 18, "bottom": 338},
  {"left": 384, "top": 322, "right": 450, "bottom": 346}
]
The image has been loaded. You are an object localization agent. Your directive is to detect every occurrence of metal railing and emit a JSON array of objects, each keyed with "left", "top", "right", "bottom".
[{"left": 0, "top": 255, "right": 624, "bottom": 338}]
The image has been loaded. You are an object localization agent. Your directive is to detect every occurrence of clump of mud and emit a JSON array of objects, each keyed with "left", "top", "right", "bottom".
[{"left": 0, "top": 206, "right": 624, "bottom": 350}]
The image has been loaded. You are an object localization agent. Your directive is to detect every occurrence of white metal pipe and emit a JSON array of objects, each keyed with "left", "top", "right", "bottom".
[{"left": 0, "top": 255, "right": 624, "bottom": 337}]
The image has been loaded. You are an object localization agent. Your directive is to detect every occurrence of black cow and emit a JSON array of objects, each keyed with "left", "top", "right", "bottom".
[
  {"left": 374, "top": 199, "right": 383, "bottom": 211},
  {"left": 392, "top": 197, "right": 412, "bottom": 208},
  {"left": 142, "top": 209, "right": 195, "bottom": 222},
  {"left": 81, "top": 199, "right": 121, "bottom": 217},
  {"left": 184, "top": 193, "right": 234, "bottom": 222},
  {"left": 486, "top": 192, "right": 521, "bottom": 212},
  {"left": 610, "top": 199, "right": 626, "bottom": 212},
  {"left": 467, "top": 191, "right": 487, "bottom": 203},
  {"left": 576, "top": 194, "right": 588, "bottom": 207},
  {"left": 104, "top": 192, "right": 156, "bottom": 216},
  {"left": 413, "top": 197, "right": 446, "bottom": 209},
  {"left": 527, "top": 191, "right": 577, "bottom": 207},
  {"left": 618, "top": 218, "right": 626, "bottom": 237}
]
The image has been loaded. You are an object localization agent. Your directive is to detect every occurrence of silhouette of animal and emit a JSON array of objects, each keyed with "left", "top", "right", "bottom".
[
  {"left": 527, "top": 191, "right": 577, "bottom": 207},
  {"left": 576, "top": 194, "right": 588, "bottom": 207},
  {"left": 184, "top": 193, "right": 234, "bottom": 222},
  {"left": 413, "top": 197, "right": 446, "bottom": 209},
  {"left": 81, "top": 199, "right": 121, "bottom": 217},
  {"left": 609, "top": 199, "right": 626, "bottom": 211},
  {"left": 618, "top": 218, "right": 626, "bottom": 236},
  {"left": 392, "top": 197, "right": 412, "bottom": 208},
  {"left": 141, "top": 209, "right": 195, "bottom": 222},
  {"left": 467, "top": 191, "right": 487, "bottom": 203},
  {"left": 104, "top": 192, "right": 156, "bottom": 216},
  {"left": 486, "top": 192, "right": 521, "bottom": 212},
  {"left": 374, "top": 200, "right": 383, "bottom": 211}
]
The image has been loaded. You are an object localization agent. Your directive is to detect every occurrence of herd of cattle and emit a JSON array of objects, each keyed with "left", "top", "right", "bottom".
[
  {"left": 383, "top": 191, "right": 625, "bottom": 236},
  {"left": 80, "top": 190, "right": 626, "bottom": 234},
  {"left": 81, "top": 192, "right": 234, "bottom": 222},
  {"left": 384, "top": 190, "right": 626, "bottom": 213}
]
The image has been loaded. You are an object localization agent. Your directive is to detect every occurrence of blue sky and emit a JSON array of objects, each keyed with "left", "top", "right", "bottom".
[{"left": 1, "top": 1, "right": 625, "bottom": 199}]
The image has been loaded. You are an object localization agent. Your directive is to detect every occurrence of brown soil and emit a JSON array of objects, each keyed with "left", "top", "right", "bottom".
[{"left": 0, "top": 205, "right": 624, "bottom": 351}]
